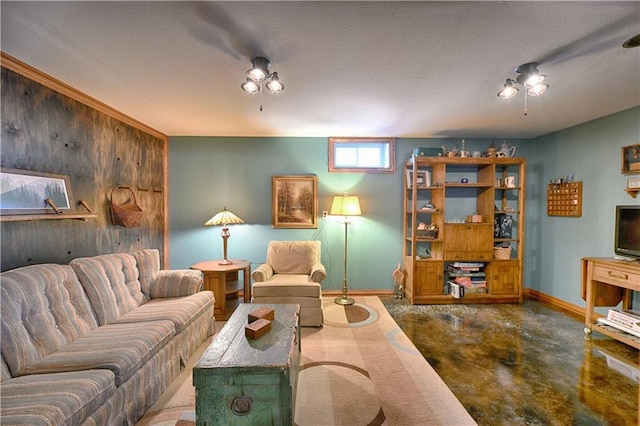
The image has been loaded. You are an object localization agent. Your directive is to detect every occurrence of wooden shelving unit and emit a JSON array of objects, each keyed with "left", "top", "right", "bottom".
[
  {"left": 0, "top": 213, "right": 98, "bottom": 222},
  {"left": 402, "top": 157, "right": 526, "bottom": 304}
]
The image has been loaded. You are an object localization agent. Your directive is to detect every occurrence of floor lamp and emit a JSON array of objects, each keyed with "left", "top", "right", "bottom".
[
  {"left": 204, "top": 207, "right": 245, "bottom": 265},
  {"left": 330, "top": 194, "right": 362, "bottom": 306}
]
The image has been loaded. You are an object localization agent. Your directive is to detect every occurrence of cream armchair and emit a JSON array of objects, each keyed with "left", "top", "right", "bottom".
[{"left": 252, "top": 240, "right": 325, "bottom": 326}]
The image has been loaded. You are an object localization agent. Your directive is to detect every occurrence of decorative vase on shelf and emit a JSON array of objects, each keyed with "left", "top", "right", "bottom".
[{"left": 500, "top": 140, "right": 516, "bottom": 157}]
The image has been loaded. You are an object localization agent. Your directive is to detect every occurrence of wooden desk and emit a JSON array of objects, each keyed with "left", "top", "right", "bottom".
[
  {"left": 194, "top": 303, "right": 300, "bottom": 425},
  {"left": 581, "top": 257, "right": 640, "bottom": 350},
  {"left": 191, "top": 260, "right": 251, "bottom": 320}
]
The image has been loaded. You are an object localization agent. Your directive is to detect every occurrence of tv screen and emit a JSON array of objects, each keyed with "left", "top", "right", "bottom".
[{"left": 615, "top": 205, "right": 640, "bottom": 260}]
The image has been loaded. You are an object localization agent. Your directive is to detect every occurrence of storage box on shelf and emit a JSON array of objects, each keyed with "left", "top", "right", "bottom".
[{"left": 403, "top": 156, "right": 526, "bottom": 304}]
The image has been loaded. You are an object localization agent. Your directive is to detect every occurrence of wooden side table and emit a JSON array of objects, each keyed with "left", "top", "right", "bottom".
[
  {"left": 581, "top": 257, "right": 640, "bottom": 350},
  {"left": 191, "top": 260, "right": 251, "bottom": 320}
]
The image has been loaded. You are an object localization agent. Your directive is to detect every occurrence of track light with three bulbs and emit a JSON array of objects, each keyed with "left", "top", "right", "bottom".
[
  {"left": 497, "top": 62, "right": 549, "bottom": 99},
  {"left": 241, "top": 56, "right": 285, "bottom": 95}
]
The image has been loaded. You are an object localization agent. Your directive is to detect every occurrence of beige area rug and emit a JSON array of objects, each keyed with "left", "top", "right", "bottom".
[{"left": 136, "top": 296, "right": 476, "bottom": 425}]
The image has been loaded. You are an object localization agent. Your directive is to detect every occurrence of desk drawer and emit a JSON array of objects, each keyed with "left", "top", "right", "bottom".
[{"left": 593, "top": 264, "right": 640, "bottom": 289}]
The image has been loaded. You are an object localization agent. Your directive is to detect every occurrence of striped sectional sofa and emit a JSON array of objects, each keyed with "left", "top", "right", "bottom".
[{"left": 0, "top": 249, "right": 215, "bottom": 425}]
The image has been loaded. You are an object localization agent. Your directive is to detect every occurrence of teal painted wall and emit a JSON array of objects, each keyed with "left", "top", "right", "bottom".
[
  {"left": 525, "top": 107, "right": 640, "bottom": 308},
  {"left": 169, "top": 107, "right": 637, "bottom": 303},
  {"left": 168, "top": 136, "right": 528, "bottom": 293}
]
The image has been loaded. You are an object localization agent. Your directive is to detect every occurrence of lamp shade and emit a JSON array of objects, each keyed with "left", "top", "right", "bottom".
[
  {"left": 204, "top": 207, "right": 245, "bottom": 226},
  {"left": 330, "top": 195, "right": 361, "bottom": 216}
]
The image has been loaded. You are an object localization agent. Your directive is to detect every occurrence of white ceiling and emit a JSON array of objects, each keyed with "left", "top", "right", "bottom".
[{"left": 1, "top": 1, "right": 639, "bottom": 139}]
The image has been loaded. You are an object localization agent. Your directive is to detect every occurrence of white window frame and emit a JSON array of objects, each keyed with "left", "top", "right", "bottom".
[{"left": 328, "top": 137, "right": 396, "bottom": 173}]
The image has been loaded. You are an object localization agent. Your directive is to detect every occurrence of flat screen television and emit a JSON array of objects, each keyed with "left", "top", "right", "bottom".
[{"left": 614, "top": 205, "right": 640, "bottom": 260}]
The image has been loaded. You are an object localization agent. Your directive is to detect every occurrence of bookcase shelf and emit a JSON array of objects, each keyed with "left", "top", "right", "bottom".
[{"left": 402, "top": 156, "right": 525, "bottom": 305}]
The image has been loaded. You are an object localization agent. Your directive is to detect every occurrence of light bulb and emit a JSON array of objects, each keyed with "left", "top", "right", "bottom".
[
  {"left": 241, "top": 79, "right": 260, "bottom": 95},
  {"left": 266, "top": 72, "right": 284, "bottom": 93},
  {"left": 527, "top": 83, "right": 548, "bottom": 96},
  {"left": 523, "top": 74, "right": 545, "bottom": 88},
  {"left": 247, "top": 67, "right": 267, "bottom": 82},
  {"left": 497, "top": 79, "right": 519, "bottom": 99}
]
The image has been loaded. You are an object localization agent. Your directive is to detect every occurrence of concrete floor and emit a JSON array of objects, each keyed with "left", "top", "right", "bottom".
[{"left": 381, "top": 297, "right": 639, "bottom": 426}]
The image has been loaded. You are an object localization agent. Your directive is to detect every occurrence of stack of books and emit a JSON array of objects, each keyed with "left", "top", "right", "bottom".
[
  {"left": 597, "top": 309, "right": 640, "bottom": 338},
  {"left": 447, "top": 262, "right": 487, "bottom": 294}
]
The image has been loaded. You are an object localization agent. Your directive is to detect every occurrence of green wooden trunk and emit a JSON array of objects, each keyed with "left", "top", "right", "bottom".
[{"left": 194, "top": 303, "right": 300, "bottom": 426}]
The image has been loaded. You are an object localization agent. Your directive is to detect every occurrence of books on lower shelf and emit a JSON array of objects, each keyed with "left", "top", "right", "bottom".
[
  {"left": 450, "top": 262, "right": 484, "bottom": 269},
  {"left": 447, "top": 263, "right": 487, "bottom": 295},
  {"left": 596, "top": 309, "right": 640, "bottom": 338}
]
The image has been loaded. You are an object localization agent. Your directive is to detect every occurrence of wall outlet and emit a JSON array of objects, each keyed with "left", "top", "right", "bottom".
[{"left": 322, "top": 211, "right": 328, "bottom": 218}]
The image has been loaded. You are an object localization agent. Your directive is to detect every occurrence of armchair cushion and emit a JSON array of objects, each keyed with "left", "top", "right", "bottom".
[{"left": 268, "top": 241, "right": 321, "bottom": 275}]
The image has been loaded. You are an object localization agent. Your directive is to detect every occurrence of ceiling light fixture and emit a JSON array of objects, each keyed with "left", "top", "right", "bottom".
[
  {"left": 241, "top": 56, "right": 285, "bottom": 111},
  {"left": 497, "top": 62, "right": 549, "bottom": 115}
]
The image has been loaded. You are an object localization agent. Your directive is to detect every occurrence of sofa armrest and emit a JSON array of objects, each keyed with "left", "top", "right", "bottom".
[
  {"left": 149, "top": 270, "right": 203, "bottom": 298},
  {"left": 252, "top": 264, "right": 274, "bottom": 282},
  {"left": 309, "top": 262, "right": 326, "bottom": 283}
]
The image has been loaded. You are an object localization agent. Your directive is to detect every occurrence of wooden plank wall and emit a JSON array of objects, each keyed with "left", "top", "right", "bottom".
[{"left": 0, "top": 55, "right": 168, "bottom": 271}]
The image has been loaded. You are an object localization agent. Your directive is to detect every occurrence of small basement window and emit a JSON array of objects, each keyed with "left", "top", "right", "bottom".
[{"left": 329, "top": 137, "right": 395, "bottom": 173}]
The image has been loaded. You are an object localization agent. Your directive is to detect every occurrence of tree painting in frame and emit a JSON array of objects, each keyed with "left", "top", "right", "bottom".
[
  {"left": 272, "top": 175, "right": 318, "bottom": 228},
  {"left": 0, "top": 168, "right": 74, "bottom": 215}
]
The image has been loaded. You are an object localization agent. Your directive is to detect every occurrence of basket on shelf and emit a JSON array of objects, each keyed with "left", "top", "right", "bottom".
[
  {"left": 493, "top": 245, "right": 512, "bottom": 260},
  {"left": 417, "top": 222, "right": 439, "bottom": 239},
  {"left": 109, "top": 185, "right": 143, "bottom": 228}
]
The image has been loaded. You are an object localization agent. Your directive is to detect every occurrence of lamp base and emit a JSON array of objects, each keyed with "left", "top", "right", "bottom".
[
  {"left": 334, "top": 295, "right": 355, "bottom": 306},
  {"left": 218, "top": 259, "right": 233, "bottom": 265}
]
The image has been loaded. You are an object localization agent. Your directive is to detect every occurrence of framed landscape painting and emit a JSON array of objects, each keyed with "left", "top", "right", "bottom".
[
  {"left": 0, "top": 168, "right": 74, "bottom": 215},
  {"left": 272, "top": 175, "right": 318, "bottom": 228}
]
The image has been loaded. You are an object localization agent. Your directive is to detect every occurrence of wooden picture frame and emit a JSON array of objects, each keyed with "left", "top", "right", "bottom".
[
  {"left": 0, "top": 168, "right": 74, "bottom": 215},
  {"left": 272, "top": 175, "right": 318, "bottom": 228},
  {"left": 621, "top": 144, "right": 640, "bottom": 175},
  {"left": 405, "top": 169, "right": 430, "bottom": 188}
]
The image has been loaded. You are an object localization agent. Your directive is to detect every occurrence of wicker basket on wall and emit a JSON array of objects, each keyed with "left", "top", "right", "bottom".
[{"left": 109, "top": 185, "right": 143, "bottom": 228}]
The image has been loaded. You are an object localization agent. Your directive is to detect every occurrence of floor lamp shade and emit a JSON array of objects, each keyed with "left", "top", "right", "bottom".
[
  {"left": 204, "top": 207, "right": 244, "bottom": 265},
  {"left": 330, "top": 195, "right": 361, "bottom": 306},
  {"left": 330, "top": 195, "right": 362, "bottom": 216}
]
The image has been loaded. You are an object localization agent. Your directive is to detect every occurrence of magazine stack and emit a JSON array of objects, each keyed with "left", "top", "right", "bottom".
[{"left": 596, "top": 309, "right": 640, "bottom": 338}]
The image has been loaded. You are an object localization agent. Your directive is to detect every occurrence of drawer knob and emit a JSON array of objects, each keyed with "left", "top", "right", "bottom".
[{"left": 607, "top": 270, "right": 628, "bottom": 280}]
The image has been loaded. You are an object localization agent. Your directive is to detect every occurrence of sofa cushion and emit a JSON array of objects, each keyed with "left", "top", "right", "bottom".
[
  {"left": 0, "top": 369, "right": 115, "bottom": 426},
  {"left": 150, "top": 269, "right": 204, "bottom": 298},
  {"left": 17, "top": 320, "right": 175, "bottom": 386},
  {"left": 111, "top": 292, "right": 214, "bottom": 333},
  {"left": 1, "top": 357, "right": 11, "bottom": 381},
  {"left": 132, "top": 249, "right": 161, "bottom": 296},
  {"left": 70, "top": 252, "right": 149, "bottom": 325},
  {"left": 1, "top": 264, "right": 98, "bottom": 376}
]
